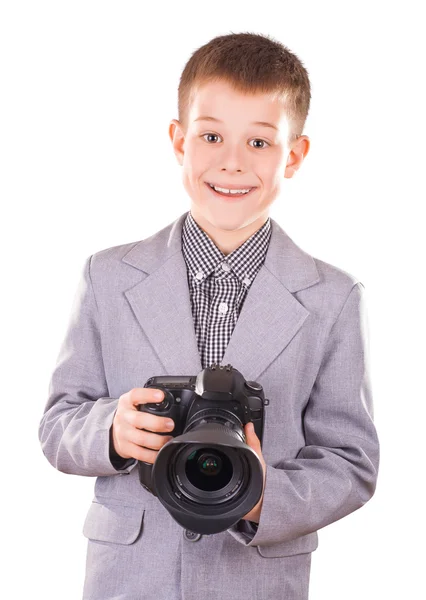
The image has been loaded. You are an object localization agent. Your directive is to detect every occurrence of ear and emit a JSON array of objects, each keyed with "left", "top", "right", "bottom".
[
  {"left": 169, "top": 119, "right": 186, "bottom": 166},
  {"left": 284, "top": 135, "right": 310, "bottom": 179}
]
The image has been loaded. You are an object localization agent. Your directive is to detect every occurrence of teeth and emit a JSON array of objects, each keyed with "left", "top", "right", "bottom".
[{"left": 209, "top": 183, "right": 252, "bottom": 195}]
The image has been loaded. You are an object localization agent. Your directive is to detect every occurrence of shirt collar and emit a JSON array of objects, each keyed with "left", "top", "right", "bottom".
[{"left": 181, "top": 211, "right": 272, "bottom": 287}]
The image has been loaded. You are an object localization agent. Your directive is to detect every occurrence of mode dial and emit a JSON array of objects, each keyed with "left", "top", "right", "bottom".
[{"left": 244, "top": 380, "right": 263, "bottom": 392}]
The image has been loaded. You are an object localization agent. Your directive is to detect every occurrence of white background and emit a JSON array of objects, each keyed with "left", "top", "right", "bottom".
[{"left": 2, "top": 1, "right": 425, "bottom": 598}]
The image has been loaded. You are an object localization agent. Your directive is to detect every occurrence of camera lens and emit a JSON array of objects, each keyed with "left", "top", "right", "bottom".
[
  {"left": 185, "top": 448, "right": 232, "bottom": 492},
  {"left": 195, "top": 451, "right": 221, "bottom": 476}
]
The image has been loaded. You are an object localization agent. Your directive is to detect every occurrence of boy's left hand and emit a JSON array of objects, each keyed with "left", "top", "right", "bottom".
[{"left": 242, "top": 422, "right": 267, "bottom": 523}]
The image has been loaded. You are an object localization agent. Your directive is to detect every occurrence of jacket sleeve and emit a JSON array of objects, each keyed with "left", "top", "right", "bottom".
[
  {"left": 227, "top": 282, "right": 380, "bottom": 547},
  {"left": 38, "top": 255, "right": 137, "bottom": 477}
]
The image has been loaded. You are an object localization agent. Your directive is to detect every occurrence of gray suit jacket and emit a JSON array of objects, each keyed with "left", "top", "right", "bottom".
[{"left": 39, "top": 211, "right": 380, "bottom": 600}]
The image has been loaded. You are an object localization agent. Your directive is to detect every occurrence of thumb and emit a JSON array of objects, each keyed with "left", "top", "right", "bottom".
[{"left": 246, "top": 422, "right": 257, "bottom": 440}]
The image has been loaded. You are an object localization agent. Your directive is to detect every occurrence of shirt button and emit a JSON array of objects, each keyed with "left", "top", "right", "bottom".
[
  {"left": 218, "top": 302, "right": 228, "bottom": 314},
  {"left": 221, "top": 262, "right": 231, "bottom": 272},
  {"left": 243, "top": 277, "right": 251, "bottom": 286},
  {"left": 195, "top": 271, "right": 204, "bottom": 280}
]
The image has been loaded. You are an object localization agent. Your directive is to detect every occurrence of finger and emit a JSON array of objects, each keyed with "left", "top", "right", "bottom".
[
  {"left": 127, "top": 411, "right": 174, "bottom": 433},
  {"left": 122, "top": 387, "right": 164, "bottom": 409},
  {"left": 120, "top": 441, "right": 160, "bottom": 464},
  {"left": 128, "top": 427, "right": 173, "bottom": 451}
]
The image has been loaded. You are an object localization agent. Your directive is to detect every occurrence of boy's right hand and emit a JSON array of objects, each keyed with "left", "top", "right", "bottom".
[{"left": 111, "top": 388, "right": 175, "bottom": 464}]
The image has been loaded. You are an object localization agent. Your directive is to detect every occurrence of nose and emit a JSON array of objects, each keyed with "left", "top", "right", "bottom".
[{"left": 219, "top": 145, "right": 248, "bottom": 174}]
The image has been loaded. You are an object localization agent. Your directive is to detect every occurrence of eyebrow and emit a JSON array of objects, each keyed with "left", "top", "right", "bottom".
[{"left": 194, "top": 116, "right": 278, "bottom": 131}]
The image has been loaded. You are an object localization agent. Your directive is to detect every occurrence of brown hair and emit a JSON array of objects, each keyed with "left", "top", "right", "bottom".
[{"left": 178, "top": 31, "right": 311, "bottom": 144}]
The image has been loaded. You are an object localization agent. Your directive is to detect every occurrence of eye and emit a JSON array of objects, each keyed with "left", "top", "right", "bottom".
[
  {"left": 201, "top": 133, "right": 222, "bottom": 143},
  {"left": 201, "top": 133, "right": 270, "bottom": 149},
  {"left": 248, "top": 139, "right": 270, "bottom": 149}
]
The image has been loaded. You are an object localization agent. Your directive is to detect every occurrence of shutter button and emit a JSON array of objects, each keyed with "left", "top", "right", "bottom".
[{"left": 184, "top": 529, "right": 202, "bottom": 542}]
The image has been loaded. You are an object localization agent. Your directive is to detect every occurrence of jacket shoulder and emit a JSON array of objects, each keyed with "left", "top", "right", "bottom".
[
  {"left": 87, "top": 240, "right": 144, "bottom": 294},
  {"left": 312, "top": 255, "right": 364, "bottom": 295},
  {"left": 299, "top": 255, "right": 366, "bottom": 325},
  {"left": 287, "top": 255, "right": 367, "bottom": 363},
  {"left": 91, "top": 240, "right": 140, "bottom": 267}
]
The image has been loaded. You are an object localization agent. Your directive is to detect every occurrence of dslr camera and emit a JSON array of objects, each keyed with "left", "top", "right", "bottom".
[{"left": 137, "top": 363, "right": 269, "bottom": 535}]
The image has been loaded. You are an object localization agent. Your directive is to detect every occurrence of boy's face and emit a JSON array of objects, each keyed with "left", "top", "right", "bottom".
[{"left": 169, "top": 80, "right": 309, "bottom": 250}]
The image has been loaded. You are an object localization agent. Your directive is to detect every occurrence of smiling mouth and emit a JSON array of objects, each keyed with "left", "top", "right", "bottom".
[{"left": 205, "top": 182, "right": 257, "bottom": 199}]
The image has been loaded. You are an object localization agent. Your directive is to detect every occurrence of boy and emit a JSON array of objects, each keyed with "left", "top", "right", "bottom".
[{"left": 39, "top": 32, "right": 380, "bottom": 600}]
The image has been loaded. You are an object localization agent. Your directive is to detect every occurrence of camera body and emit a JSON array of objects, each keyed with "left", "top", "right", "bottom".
[{"left": 137, "top": 363, "right": 269, "bottom": 535}]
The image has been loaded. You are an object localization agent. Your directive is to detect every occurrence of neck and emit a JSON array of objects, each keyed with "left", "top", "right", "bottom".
[{"left": 190, "top": 208, "right": 269, "bottom": 256}]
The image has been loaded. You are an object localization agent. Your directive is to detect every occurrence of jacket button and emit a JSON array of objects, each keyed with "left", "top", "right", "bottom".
[{"left": 184, "top": 529, "right": 202, "bottom": 542}]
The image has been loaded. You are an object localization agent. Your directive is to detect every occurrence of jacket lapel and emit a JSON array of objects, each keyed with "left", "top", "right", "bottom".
[{"left": 122, "top": 211, "right": 320, "bottom": 383}]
